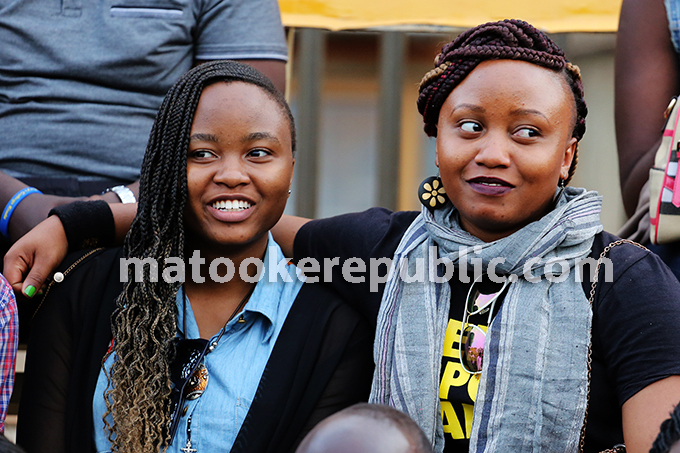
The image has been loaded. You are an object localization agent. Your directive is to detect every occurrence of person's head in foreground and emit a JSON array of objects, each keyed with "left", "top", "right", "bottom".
[
  {"left": 651, "top": 402, "right": 680, "bottom": 453},
  {"left": 296, "top": 403, "right": 433, "bottom": 453},
  {"left": 104, "top": 60, "right": 295, "bottom": 451}
]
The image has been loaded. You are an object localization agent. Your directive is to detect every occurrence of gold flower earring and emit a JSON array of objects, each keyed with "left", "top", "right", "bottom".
[{"left": 418, "top": 175, "right": 449, "bottom": 210}]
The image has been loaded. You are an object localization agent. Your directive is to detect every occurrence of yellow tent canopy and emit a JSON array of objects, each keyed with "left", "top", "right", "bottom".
[{"left": 279, "top": 0, "right": 623, "bottom": 33}]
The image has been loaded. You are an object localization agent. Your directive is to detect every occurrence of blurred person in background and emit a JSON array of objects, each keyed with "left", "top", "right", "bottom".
[
  {"left": 0, "top": 0, "right": 287, "bottom": 247},
  {"left": 615, "top": 0, "right": 680, "bottom": 277}
]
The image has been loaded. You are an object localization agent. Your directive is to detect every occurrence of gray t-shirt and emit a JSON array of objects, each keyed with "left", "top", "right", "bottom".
[{"left": 0, "top": 0, "right": 287, "bottom": 182}]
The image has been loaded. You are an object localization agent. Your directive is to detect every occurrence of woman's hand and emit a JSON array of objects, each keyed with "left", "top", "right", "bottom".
[{"left": 3, "top": 216, "right": 68, "bottom": 298}]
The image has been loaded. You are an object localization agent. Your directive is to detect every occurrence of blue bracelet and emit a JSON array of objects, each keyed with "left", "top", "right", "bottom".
[{"left": 0, "top": 187, "right": 42, "bottom": 238}]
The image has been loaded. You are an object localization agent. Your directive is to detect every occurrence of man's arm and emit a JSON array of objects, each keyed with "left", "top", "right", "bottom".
[
  {"left": 0, "top": 171, "right": 139, "bottom": 243},
  {"left": 235, "top": 60, "right": 286, "bottom": 94},
  {"left": 615, "top": 0, "right": 680, "bottom": 216}
]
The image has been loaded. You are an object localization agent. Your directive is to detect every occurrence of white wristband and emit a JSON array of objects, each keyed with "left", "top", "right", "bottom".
[{"left": 107, "top": 185, "right": 136, "bottom": 204}]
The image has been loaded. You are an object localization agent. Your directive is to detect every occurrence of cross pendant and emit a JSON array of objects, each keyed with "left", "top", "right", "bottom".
[{"left": 181, "top": 440, "right": 197, "bottom": 453}]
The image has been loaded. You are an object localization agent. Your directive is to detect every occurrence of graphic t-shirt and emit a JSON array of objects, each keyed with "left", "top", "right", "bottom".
[
  {"left": 293, "top": 207, "right": 680, "bottom": 453},
  {"left": 439, "top": 313, "right": 482, "bottom": 447},
  {"left": 439, "top": 278, "right": 508, "bottom": 451}
]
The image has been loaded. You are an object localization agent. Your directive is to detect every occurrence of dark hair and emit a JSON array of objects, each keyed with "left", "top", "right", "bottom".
[
  {"left": 417, "top": 19, "right": 587, "bottom": 184},
  {"left": 650, "top": 402, "right": 680, "bottom": 453},
  {"left": 104, "top": 60, "right": 295, "bottom": 451}
]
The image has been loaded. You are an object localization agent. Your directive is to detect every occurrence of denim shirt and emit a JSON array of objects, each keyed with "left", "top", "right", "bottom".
[
  {"left": 666, "top": 0, "right": 680, "bottom": 53},
  {"left": 93, "top": 235, "right": 303, "bottom": 452}
]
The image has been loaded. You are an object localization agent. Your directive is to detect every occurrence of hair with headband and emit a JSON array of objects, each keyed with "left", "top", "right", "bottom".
[{"left": 417, "top": 19, "right": 587, "bottom": 183}]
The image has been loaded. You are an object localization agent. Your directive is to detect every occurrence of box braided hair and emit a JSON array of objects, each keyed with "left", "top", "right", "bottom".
[
  {"left": 417, "top": 19, "right": 587, "bottom": 184},
  {"left": 650, "top": 402, "right": 680, "bottom": 453},
  {"left": 103, "top": 60, "right": 295, "bottom": 452}
]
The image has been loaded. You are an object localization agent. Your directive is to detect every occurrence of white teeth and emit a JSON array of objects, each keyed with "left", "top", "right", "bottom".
[
  {"left": 212, "top": 200, "right": 251, "bottom": 211},
  {"left": 482, "top": 182, "right": 502, "bottom": 187}
]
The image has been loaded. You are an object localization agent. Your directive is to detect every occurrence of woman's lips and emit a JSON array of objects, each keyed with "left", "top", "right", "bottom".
[
  {"left": 208, "top": 197, "right": 256, "bottom": 222},
  {"left": 467, "top": 177, "right": 514, "bottom": 196},
  {"left": 208, "top": 204, "right": 254, "bottom": 222}
]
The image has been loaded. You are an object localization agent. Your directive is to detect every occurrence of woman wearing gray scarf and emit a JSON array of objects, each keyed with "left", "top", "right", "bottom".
[
  {"left": 287, "top": 20, "right": 680, "bottom": 453},
  {"left": 6, "top": 18, "right": 680, "bottom": 453}
]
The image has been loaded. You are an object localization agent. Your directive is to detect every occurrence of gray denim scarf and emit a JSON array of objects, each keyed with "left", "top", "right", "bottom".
[{"left": 369, "top": 187, "right": 603, "bottom": 453}]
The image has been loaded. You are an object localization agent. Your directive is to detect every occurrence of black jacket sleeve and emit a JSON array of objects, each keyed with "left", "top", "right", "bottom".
[
  {"left": 293, "top": 208, "right": 418, "bottom": 324},
  {"left": 17, "top": 248, "right": 123, "bottom": 453}
]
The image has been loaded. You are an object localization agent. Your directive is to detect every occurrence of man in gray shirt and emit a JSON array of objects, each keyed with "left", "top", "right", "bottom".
[{"left": 0, "top": 0, "right": 287, "bottom": 243}]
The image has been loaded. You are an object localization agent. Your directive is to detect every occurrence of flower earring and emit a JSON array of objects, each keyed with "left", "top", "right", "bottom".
[{"left": 418, "top": 175, "right": 449, "bottom": 210}]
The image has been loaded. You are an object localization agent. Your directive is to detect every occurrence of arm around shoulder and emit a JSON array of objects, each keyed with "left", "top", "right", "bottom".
[
  {"left": 622, "top": 376, "right": 680, "bottom": 453},
  {"left": 598, "top": 245, "right": 680, "bottom": 452}
]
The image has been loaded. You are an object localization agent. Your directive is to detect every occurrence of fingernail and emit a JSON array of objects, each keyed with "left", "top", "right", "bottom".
[{"left": 25, "top": 285, "right": 36, "bottom": 298}]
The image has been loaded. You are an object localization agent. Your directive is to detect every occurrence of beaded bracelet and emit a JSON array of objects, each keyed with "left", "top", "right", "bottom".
[
  {"left": 0, "top": 187, "right": 43, "bottom": 238},
  {"left": 48, "top": 200, "right": 115, "bottom": 252}
]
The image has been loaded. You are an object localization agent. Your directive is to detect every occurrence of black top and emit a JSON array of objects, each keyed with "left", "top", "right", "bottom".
[
  {"left": 294, "top": 207, "right": 680, "bottom": 452},
  {"left": 17, "top": 247, "right": 374, "bottom": 453}
]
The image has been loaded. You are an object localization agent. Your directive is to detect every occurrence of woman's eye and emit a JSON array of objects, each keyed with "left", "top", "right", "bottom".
[
  {"left": 248, "top": 149, "right": 271, "bottom": 158},
  {"left": 515, "top": 127, "right": 539, "bottom": 139},
  {"left": 190, "top": 150, "right": 214, "bottom": 159},
  {"left": 460, "top": 121, "right": 482, "bottom": 133}
]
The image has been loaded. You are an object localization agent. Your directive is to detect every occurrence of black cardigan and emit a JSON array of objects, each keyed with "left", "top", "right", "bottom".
[{"left": 17, "top": 248, "right": 374, "bottom": 453}]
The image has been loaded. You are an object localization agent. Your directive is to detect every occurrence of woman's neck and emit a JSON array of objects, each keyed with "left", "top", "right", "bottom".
[{"left": 182, "top": 234, "right": 269, "bottom": 338}]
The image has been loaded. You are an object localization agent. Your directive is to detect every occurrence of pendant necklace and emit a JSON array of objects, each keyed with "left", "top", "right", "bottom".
[
  {"left": 181, "top": 416, "right": 197, "bottom": 453},
  {"left": 181, "top": 284, "right": 255, "bottom": 452}
]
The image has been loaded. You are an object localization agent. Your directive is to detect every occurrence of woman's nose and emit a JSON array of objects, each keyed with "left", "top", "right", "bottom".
[
  {"left": 473, "top": 133, "right": 512, "bottom": 168},
  {"left": 213, "top": 156, "right": 250, "bottom": 187}
]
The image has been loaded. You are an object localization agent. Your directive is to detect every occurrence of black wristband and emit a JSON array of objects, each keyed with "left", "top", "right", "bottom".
[{"left": 48, "top": 200, "right": 115, "bottom": 253}]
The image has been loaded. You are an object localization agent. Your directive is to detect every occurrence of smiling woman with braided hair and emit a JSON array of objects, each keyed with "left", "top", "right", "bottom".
[
  {"left": 13, "top": 61, "right": 373, "bottom": 453},
  {"left": 7, "top": 19, "right": 680, "bottom": 453}
]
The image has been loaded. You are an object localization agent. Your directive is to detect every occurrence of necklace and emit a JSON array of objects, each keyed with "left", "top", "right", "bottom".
[
  {"left": 181, "top": 416, "right": 197, "bottom": 453},
  {"left": 180, "top": 284, "right": 255, "bottom": 452}
]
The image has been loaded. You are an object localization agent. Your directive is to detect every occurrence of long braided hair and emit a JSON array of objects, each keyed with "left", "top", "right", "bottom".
[
  {"left": 417, "top": 19, "right": 587, "bottom": 184},
  {"left": 103, "top": 60, "right": 295, "bottom": 452}
]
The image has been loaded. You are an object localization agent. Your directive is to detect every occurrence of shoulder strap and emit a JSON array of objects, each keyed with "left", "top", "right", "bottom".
[
  {"left": 587, "top": 239, "right": 648, "bottom": 305},
  {"left": 579, "top": 239, "right": 648, "bottom": 453}
]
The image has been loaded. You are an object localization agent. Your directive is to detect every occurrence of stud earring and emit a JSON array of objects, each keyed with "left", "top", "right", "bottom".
[
  {"left": 418, "top": 175, "right": 449, "bottom": 210},
  {"left": 288, "top": 189, "right": 292, "bottom": 194},
  {"left": 554, "top": 178, "right": 566, "bottom": 202}
]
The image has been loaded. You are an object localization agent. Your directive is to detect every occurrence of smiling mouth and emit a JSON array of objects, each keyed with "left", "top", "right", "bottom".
[
  {"left": 211, "top": 200, "right": 252, "bottom": 211},
  {"left": 468, "top": 177, "right": 514, "bottom": 188}
]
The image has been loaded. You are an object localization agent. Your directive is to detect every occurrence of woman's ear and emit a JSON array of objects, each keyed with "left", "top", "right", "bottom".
[{"left": 561, "top": 137, "right": 577, "bottom": 179}]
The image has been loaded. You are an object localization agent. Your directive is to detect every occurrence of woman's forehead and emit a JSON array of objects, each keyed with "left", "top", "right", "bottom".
[{"left": 447, "top": 60, "right": 573, "bottom": 111}]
